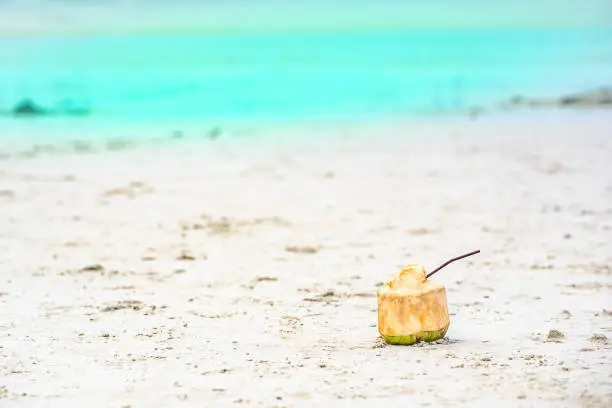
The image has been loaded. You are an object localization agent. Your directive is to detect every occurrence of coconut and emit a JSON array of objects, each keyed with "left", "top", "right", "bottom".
[{"left": 377, "top": 264, "right": 450, "bottom": 345}]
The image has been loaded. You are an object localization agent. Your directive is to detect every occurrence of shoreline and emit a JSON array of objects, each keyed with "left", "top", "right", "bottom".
[{"left": 0, "top": 106, "right": 610, "bottom": 157}]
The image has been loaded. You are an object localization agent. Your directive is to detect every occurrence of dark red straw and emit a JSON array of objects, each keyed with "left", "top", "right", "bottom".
[{"left": 426, "top": 250, "right": 480, "bottom": 279}]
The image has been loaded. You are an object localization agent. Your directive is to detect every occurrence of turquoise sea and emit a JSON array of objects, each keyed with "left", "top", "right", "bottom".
[{"left": 0, "top": 18, "right": 611, "bottom": 131}]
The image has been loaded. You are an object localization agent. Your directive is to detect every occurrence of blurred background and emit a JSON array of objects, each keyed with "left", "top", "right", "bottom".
[{"left": 0, "top": 0, "right": 611, "bottom": 131}]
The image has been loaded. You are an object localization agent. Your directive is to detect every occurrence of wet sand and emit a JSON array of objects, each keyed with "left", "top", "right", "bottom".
[{"left": 1, "top": 113, "right": 611, "bottom": 407}]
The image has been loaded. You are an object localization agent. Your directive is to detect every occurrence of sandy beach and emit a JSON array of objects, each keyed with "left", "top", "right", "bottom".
[{"left": 1, "top": 112, "right": 611, "bottom": 407}]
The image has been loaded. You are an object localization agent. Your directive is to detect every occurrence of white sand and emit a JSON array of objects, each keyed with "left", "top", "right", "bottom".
[{"left": 1, "top": 113, "right": 611, "bottom": 407}]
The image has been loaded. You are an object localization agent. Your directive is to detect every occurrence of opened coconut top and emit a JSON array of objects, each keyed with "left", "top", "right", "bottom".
[{"left": 378, "top": 264, "right": 444, "bottom": 296}]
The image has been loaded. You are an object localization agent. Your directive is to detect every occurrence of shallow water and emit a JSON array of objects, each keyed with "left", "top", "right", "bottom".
[{"left": 0, "top": 12, "right": 611, "bottom": 127}]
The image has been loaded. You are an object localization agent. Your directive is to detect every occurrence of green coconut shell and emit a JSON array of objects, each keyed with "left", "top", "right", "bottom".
[{"left": 381, "top": 324, "right": 449, "bottom": 345}]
